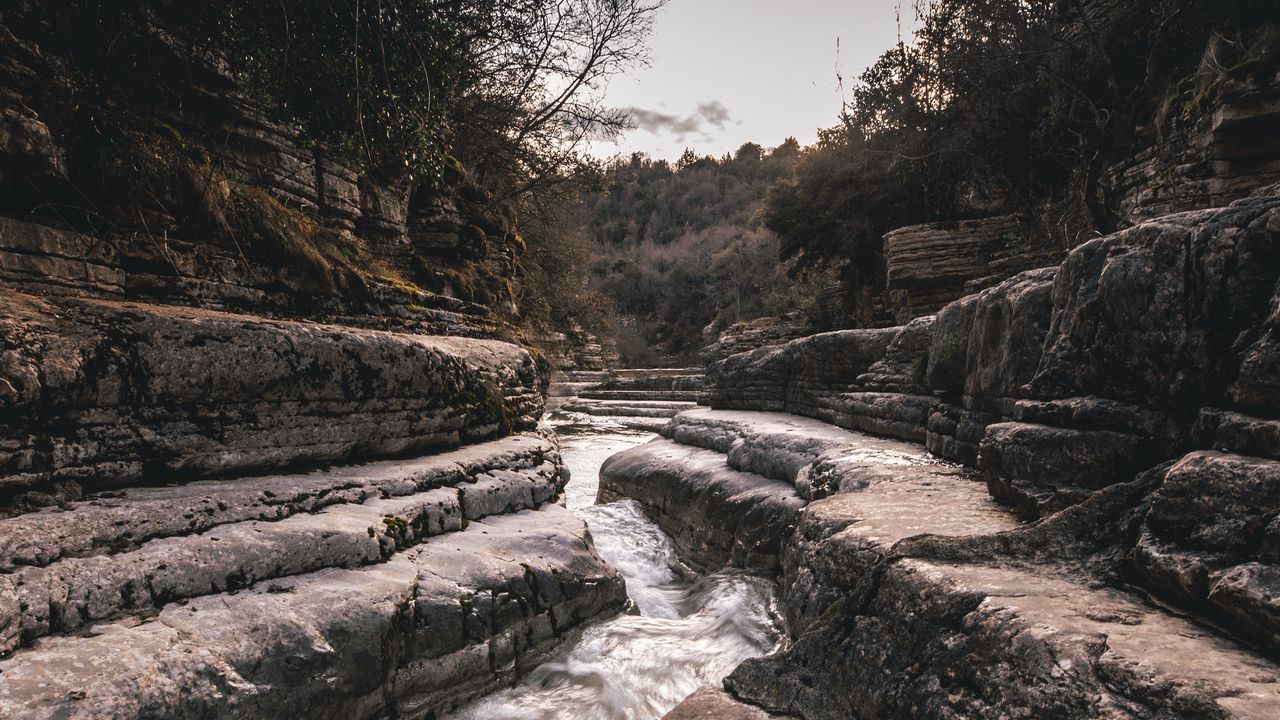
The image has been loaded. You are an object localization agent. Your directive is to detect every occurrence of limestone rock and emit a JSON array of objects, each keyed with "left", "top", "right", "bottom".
[
  {"left": 0, "top": 293, "right": 543, "bottom": 507},
  {"left": 962, "top": 267, "right": 1057, "bottom": 401},
  {"left": 700, "top": 313, "right": 812, "bottom": 363},
  {"left": 979, "top": 421, "right": 1172, "bottom": 518},
  {"left": 1031, "top": 189, "right": 1280, "bottom": 409},
  {"left": 857, "top": 315, "right": 935, "bottom": 394},
  {"left": 1134, "top": 451, "right": 1280, "bottom": 653},
  {"left": 0, "top": 504, "right": 627, "bottom": 720},
  {"left": 599, "top": 439, "right": 804, "bottom": 574},
  {"left": 664, "top": 688, "right": 778, "bottom": 720}
]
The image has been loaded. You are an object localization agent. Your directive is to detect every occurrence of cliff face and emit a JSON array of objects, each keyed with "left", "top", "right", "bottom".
[
  {"left": 0, "top": 11, "right": 633, "bottom": 719},
  {"left": 603, "top": 185, "right": 1280, "bottom": 719},
  {"left": 0, "top": 8, "right": 524, "bottom": 336},
  {"left": 841, "top": 55, "right": 1280, "bottom": 335}
]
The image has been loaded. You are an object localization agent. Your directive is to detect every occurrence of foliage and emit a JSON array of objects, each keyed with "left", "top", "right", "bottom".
[
  {"left": 768, "top": 0, "right": 1280, "bottom": 281},
  {"left": 27, "top": 0, "right": 662, "bottom": 194},
  {"left": 576, "top": 142, "right": 825, "bottom": 362}
]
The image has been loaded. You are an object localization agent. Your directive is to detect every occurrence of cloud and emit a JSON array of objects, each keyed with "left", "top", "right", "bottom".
[
  {"left": 696, "top": 101, "right": 731, "bottom": 129},
  {"left": 625, "top": 101, "right": 734, "bottom": 140}
]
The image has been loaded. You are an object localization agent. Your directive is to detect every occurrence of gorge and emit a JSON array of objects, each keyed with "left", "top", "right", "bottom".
[{"left": 3, "top": 1, "right": 1280, "bottom": 719}]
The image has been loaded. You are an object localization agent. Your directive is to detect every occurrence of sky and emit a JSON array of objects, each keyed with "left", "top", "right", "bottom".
[{"left": 593, "top": 0, "right": 912, "bottom": 162}]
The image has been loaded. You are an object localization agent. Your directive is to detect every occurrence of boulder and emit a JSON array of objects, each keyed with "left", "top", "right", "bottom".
[{"left": 1134, "top": 451, "right": 1280, "bottom": 653}]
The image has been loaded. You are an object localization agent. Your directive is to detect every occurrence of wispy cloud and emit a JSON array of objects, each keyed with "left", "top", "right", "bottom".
[{"left": 624, "top": 101, "right": 734, "bottom": 141}]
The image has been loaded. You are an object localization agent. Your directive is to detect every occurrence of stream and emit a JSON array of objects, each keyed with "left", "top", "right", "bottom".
[{"left": 448, "top": 411, "right": 783, "bottom": 720}]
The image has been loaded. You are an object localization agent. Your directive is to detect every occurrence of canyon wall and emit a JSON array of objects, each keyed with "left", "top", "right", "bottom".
[
  {"left": 614, "top": 186, "right": 1280, "bottom": 719},
  {"left": 0, "top": 11, "right": 629, "bottom": 719}
]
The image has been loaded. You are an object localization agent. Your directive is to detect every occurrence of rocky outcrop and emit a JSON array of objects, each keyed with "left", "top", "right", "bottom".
[
  {"left": 0, "top": 214, "right": 496, "bottom": 337},
  {"left": 0, "top": 272, "right": 631, "bottom": 717},
  {"left": 1133, "top": 451, "right": 1280, "bottom": 652},
  {"left": 0, "top": 8, "right": 524, "bottom": 336},
  {"left": 0, "top": 292, "right": 542, "bottom": 509},
  {"left": 0, "top": 499, "right": 626, "bottom": 719},
  {"left": 882, "top": 216, "right": 1061, "bottom": 323},
  {"left": 700, "top": 313, "right": 812, "bottom": 363},
  {"left": 603, "top": 408, "right": 1280, "bottom": 719},
  {"left": 707, "top": 188, "right": 1280, "bottom": 518},
  {"left": 1109, "top": 66, "right": 1280, "bottom": 223},
  {"left": 978, "top": 192, "right": 1280, "bottom": 515},
  {"left": 622, "top": 186, "right": 1280, "bottom": 717}
]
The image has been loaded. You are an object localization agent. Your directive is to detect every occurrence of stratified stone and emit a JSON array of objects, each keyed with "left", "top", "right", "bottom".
[
  {"left": 0, "top": 293, "right": 543, "bottom": 506},
  {"left": 979, "top": 421, "right": 1174, "bottom": 518},
  {"left": 730, "top": 558, "right": 1280, "bottom": 720},
  {"left": 0, "top": 505, "right": 627, "bottom": 720},
  {"left": 1031, "top": 190, "right": 1280, "bottom": 408},
  {"left": 1133, "top": 451, "right": 1280, "bottom": 653},
  {"left": 925, "top": 292, "right": 980, "bottom": 395},
  {"left": 700, "top": 313, "right": 811, "bottom": 363},
  {"left": 599, "top": 439, "right": 804, "bottom": 574},
  {"left": 705, "top": 329, "right": 899, "bottom": 416},
  {"left": 962, "top": 267, "right": 1056, "bottom": 400},
  {"left": 1230, "top": 276, "right": 1280, "bottom": 414},
  {"left": 1197, "top": 408, "right": 1280, "bottom": 460},
  {"left": 664, "top": 688, "right": 779, "bottom": 720},
  {"left": 857, "top": 315, "right": 936, "bottom": 394}
]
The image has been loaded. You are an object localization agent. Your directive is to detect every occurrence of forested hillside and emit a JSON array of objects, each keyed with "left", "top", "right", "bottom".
[
  {"left": 559, "top": 0, "right": 1280, "bottom": 356},
  {"left": 763, "top": 0, "right": 1280, "bottom": 320},
  {"left": 571, "top": 142, "right": 830, "bottom": 363}
]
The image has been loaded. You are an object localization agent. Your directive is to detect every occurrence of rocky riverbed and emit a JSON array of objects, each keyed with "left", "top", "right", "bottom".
[{"left": 450, "top": 413, "right": 782, "bottom": 720}]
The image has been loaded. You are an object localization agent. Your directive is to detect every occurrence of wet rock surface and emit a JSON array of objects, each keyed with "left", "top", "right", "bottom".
[{"left": 604, "top": 408, "right": 1280, "bottom": 719}]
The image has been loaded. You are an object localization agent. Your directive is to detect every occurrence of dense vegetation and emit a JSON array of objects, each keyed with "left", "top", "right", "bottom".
[
  {"left": 5, "top": 0, "right": 665, "bottom": 322},
  {"left": 573, "top": 142, "right": 832, "bottom": 363},
  {"left": 766, "top": 0, "right": 1280, "bottom": 279}
]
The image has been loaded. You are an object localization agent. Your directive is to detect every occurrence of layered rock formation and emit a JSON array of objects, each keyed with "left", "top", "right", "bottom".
[
  {"left": 549, "top": 367, "right": 705, "bottom": 432},
  {"left": 700, "top": 313, "right": 812, "bottom": 363},
  {"left": 604, "top": 186, "right": 1280, "bottom": 719},
  {"left": 613, "top": 411, "right": 1280, "bottom": 720},
  {"left": 0, "top": 283, "right": 631, "bottom": 718},
  {"left": 0, "top": 12, "right": 633, "bottom": 716},
  {"left": 882, "top": 216, "right": 1062, "bottom": 323},
  {"left": 0, "top": 7, "right": 524, "bottom": 335}
]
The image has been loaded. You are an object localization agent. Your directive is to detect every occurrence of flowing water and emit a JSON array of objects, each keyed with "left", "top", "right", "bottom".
[{"left": 449, "top": 411, "right": 783, "bottom": 720}]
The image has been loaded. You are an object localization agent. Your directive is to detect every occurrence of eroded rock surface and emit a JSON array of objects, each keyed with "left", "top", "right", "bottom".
[
  {"left": 0, "top": 503, "right": 626, "bottom": 720},
  {"left": 602, "top": 408, "right": 1280, "bottom": 719},
  {"left": 609, "top": 187, "right": 1280, "bottom": 720},
  {"left": 0, "top": 292, "right": 542, "bottom": 507}
]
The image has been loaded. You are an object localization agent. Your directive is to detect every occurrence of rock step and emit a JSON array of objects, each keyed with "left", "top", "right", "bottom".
[
  {"left": 608, "top": 367, "right": 703, "bottom": 379},
  {"left": 0, "top": 293, "right": 544, "bottom": 509},
  {"left": 547, "top": 381, "right": 600, "bottom": 397},
  {"left": 600, "top": 439, "right": 806, "bottom": 574},
  {"left": 730, "top": 555, "right": 1280, "bottom": 720},
  {"left": 594, "top": 374, "right": 705, "bottom": 392},
  {"left": 577, "top": 389, "right": 703, "bottom": 402},
  {"left": 560, "top": 398, "right": 697, "bottom": 419},
  {"left": 661, "top": 408, "right": 970, "bottom": 501},
  {"left": 0, "top": 433, "right": 560, "bottom": 571},
  {"left": 0, "top": 433, "right": 565, "bottom": 652},
  {"left": 664, "top": 688, "right": 782, "bottom": 719},
  {"left": 0, "top": 504, "right": 627, "bottom": 720}
]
